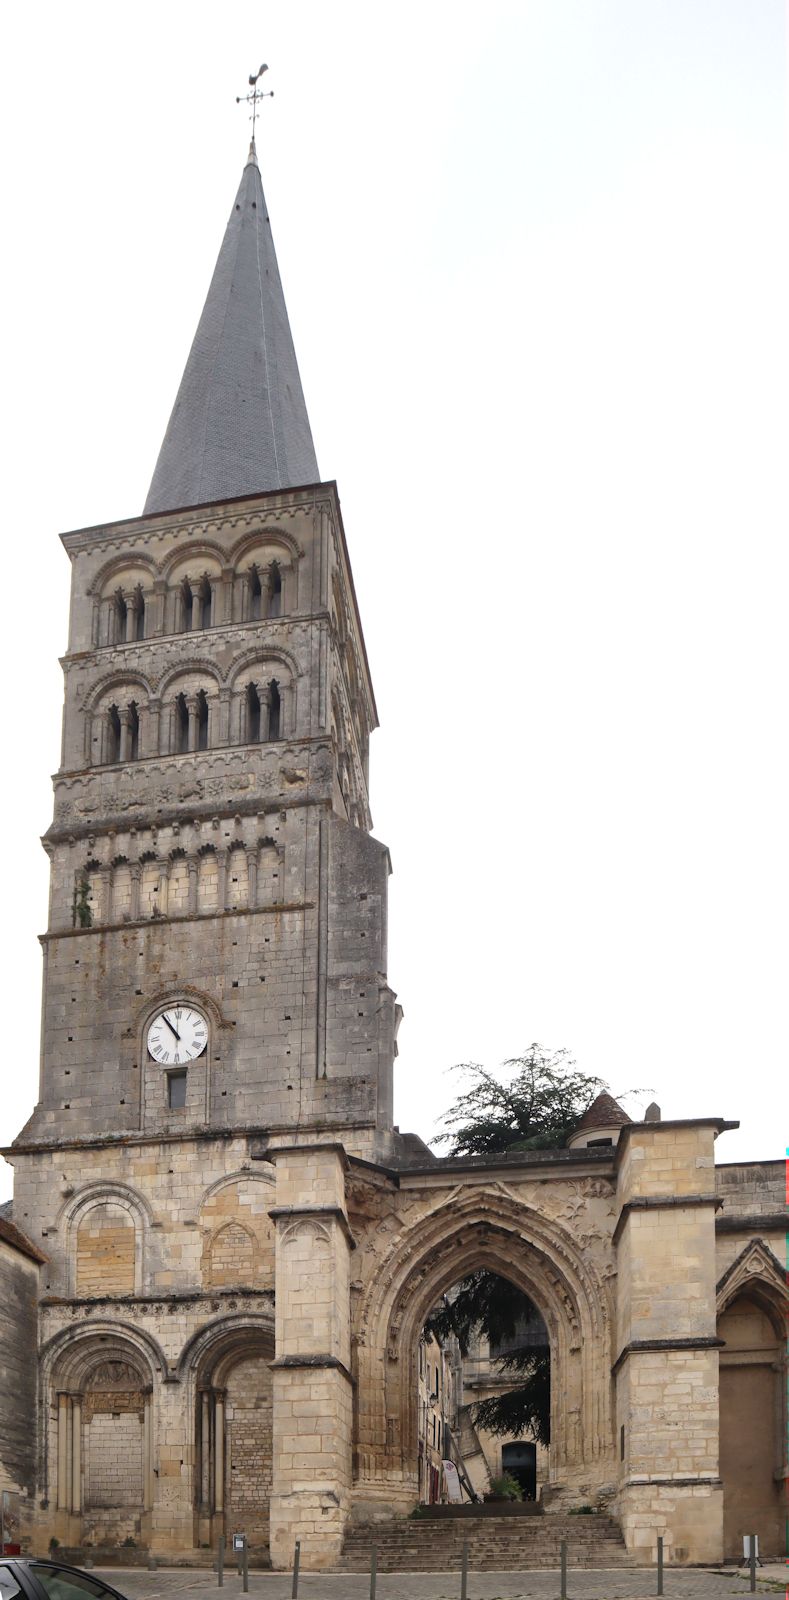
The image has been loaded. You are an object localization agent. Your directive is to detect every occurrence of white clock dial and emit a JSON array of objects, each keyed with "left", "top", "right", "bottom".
[{"left": 147, "top": 1006, "right": 207, "bottom": 1066}]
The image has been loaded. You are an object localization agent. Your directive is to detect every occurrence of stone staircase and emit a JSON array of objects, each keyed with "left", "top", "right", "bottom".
[{"left": 340, "top": 1513, "right": 634, "bottom": 1572}]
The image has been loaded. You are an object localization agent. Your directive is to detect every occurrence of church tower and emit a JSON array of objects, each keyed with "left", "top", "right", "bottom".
[{"left": 8, "top": 136, "right": 399, "bottom": 1567}]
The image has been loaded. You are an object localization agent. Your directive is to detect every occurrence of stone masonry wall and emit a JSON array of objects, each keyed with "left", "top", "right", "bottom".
[{"left": 0, "top": 1236, "right": 40, "bottom": 1529}]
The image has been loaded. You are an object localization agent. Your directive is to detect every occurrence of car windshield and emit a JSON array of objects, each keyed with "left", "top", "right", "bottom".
[
  {"left": 0, "top": 1567, "right": 22, "bottom": 1600},
  {"left": 30, "top": 1568, "right": 120, "bottom": 1600}
]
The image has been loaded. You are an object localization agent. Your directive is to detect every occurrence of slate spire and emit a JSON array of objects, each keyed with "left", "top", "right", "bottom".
[{"left": 144, "top": 140, "right": 319, "bottom": 516}]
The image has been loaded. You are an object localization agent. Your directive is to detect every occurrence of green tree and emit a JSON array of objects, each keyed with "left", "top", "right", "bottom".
[
  {"left": 436, "top": 1045, "right": 607, "bottom": 1158},
  {"left": 429, "top": 1046, "right": 610, "bottom": 1445}
]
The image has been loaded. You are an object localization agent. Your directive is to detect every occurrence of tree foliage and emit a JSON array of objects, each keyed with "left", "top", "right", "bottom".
[
  {"left": 435, "top": 1045, "right": 607, "bottom": 1158},
  {"left": 430, "top": 1046, "right": 612, "bottom": 1447}
]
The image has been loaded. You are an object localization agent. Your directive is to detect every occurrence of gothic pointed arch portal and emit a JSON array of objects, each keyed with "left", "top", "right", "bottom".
[{"left": 352, "top": 1187, "right": 615, "bottom": 1519}]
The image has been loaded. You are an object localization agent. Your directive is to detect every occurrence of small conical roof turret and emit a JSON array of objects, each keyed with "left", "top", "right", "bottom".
[
  {"left": 566, "top": 1091, "right": 631, "bottom": 1150},
  {"left": 144, "top": 141, "right": 319, "bottom": 516}
]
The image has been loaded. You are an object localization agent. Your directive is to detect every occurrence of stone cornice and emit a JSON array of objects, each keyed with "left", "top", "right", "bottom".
[
  {"left": 621, "top": 1475, "right": 723, "bottom": 1489},
  {"left": 613, "top": 1118, "right": 739, "bottom": 1171},
  {"left": 611, "top": 1337, "right": 724, "bottom": 1376},
  {"left": 59, "top": 481, "right": 334, "bottom": 556},
  {"left": 613, "top": 1194, "right": 722, "bottom": 1246},
  {"left": 39, "top": 900, "right": 313, "bottom": 944},
  {"left": 716, "top": 1212, "right": 788, "bottom": 1234},
  {"left": 44, "top": 788, "right": 333, "bottom": 847},
  {"left": 41, "top": 1287, "right": 274, "bottom": 1310},
  {"left": 270, "top": 1353, "right": 355, "bottom": 1386},
  {"left": 60, "top": 610, "right": 331, "bottom": 670},
  {"left": 6, "top": 1118, "right": 377, "bottom": 1160}
]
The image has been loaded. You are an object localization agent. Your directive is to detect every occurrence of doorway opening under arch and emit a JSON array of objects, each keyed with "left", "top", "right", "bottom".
[{"left": 416, "top": 1270, "right": 550, "bottom": 1506}]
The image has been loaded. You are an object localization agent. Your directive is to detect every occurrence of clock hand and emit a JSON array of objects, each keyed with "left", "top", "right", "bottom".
[{"left": 163, "top": 1013, "right": 182, "bottom": 1042}]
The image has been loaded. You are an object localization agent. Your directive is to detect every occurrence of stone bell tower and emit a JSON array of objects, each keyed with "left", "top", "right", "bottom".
[{"left": 7, "top": 134, "right": 399, "bottom": 1566}]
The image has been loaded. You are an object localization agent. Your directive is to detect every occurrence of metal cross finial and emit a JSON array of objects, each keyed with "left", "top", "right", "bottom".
[{"left": 236, "top": 63, "right": 274, "bottom": 141}]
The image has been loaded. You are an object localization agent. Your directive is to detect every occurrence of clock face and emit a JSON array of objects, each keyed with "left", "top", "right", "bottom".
[{"left": 147, "top": 1005, "right": 207, "bottom": 1066}]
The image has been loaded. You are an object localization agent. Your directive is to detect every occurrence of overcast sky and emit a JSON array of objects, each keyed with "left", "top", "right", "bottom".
[{"left": 0, "top": 1, "right": 786, "bottom": 1200}]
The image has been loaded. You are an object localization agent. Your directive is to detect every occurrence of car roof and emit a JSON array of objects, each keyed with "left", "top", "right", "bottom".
[{"left": 0, "top": 1561, "right": 127, "bottom": 1595}]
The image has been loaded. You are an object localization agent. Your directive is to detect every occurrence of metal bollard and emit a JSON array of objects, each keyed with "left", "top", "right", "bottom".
[
  {"left": 460, "top": 1538, "right": 469, "bottom": 1600},
  {"left": 291, "top": 1539, "right": 301, "bottom": 1599},
  {"left": 749, "top": 1534, "right": 756, "bottom": 1593},
  {"left": 560, "top": 1537, "right": 568, "bottom": 1600},
  {"left": 242, "top": 1541, "right": 249, "bottom": 1594},
  {"left": 657, "top": 1534, "right": 663, "bottom": 1596},
  {"left": 217, "top": 1534, "right": 225, "bottom": 1588},
  {"left": 370, "top": 1542, "right": 377, "bottom": 1600}
]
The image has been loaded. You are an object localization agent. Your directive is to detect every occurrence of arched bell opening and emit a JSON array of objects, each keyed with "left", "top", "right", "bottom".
[
  {"left": 192, "top": 1323, "right": 275, "bottom": 1555},
  {"left": 416, "top": 1271, "right": 551, "bottom": 1506}
]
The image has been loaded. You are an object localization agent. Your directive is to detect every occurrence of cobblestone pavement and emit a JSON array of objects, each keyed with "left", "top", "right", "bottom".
[{"left": 91, "top": 1566, "right": 786, "bottom": 1600}]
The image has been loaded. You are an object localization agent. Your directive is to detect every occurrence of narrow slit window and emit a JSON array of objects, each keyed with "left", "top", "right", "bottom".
[
  {"left": 267, "top": 563, "right": 282, "bottom": 617},
  {"left": 168, "top": 1070, "right": 187, "bottom": 1110},
  {"left": 199, "top": 576, "right": 213, "bottom": 629},
  {"left": 249, "top": 568, "right": 262, "bottom": 621},
  {"left": 268, "top": 679, "right": 281, "bottom": 740},
  {"left": 175, "top": 692, "right": 189, "bottom": 754},
  {"left": 128, "top": 701, "right": 140, "bottom": 761},
  {"left": 107, "top": 704, "right": 121, "bottom": 764},
  {"left": 135, "top": 588, "right": 145, "bottom": 640},
  {"left": 114, "top": 591, "right": 127, "bottom": 643},
  {"left": 197, "top": 689, "right": 209, "bottom": 751},
  {"left": 180, "top": 580, "right": 193, "bottom": 633},
  {"left": 246, "top": 682, "right": 261, "bottom": 742}
]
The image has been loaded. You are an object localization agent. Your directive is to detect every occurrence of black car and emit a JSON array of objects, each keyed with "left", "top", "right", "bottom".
[{"left": 0, "top": 1562, "right": 131, "bottom": 1600}]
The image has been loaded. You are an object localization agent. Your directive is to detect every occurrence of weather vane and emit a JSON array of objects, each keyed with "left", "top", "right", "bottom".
[{"left": 236, "top": 64, "right": 274, "bottom": 141}]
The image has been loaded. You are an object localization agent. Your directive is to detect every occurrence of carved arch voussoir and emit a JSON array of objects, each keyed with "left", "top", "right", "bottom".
[
  {"left": 227, "top": 644, "right": 301, "bottom": 689},
  {"left": 158, "top": 540, "right": 228, "bottom": 580},
  {"left": 40, "top": 1319, "right": 167, "bottom": 1388},
  {"left": 359, "top": 1187, "right": 610, "bottom": 1352},
  {"left": 198, "top": 1168, "right": 276, "bottom": 1210},
  {"left": 230, "top": 526, "right": 304, "bottom": 566},
  {"left": 84, "top": 670, "right": 155, "bottom": 712},
  {"left": 88, "top": 552, "right": 159, "bottom": 597},
  {"left": 154, "top": 659, "right": 224, "bottom": 697}
]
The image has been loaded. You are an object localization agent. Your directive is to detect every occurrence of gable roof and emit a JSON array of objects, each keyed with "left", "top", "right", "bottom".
[{"left": 0, "top": 1213, "right": 47, "bottom": 1265}]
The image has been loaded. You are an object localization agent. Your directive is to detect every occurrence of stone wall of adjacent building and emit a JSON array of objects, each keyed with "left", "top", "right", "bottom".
[{"left": 0, "top": 1222, "right": 43, "bottom": 1543}]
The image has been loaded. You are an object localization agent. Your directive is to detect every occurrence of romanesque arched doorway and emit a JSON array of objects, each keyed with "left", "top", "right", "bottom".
[
  {"left": 43, "top": 1327, "right": 158, "bottom": 1552},
  {"left": 190, "top": 1320, "right": 275, "bottom": 1554},
  {"left": 352, "top": 1189, "right": 614, "bottom": 1522}
]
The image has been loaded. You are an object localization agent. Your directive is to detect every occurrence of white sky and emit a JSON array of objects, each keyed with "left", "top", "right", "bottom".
[{"left": 0, "top": 1, "right": 786, "bottom": 1201}]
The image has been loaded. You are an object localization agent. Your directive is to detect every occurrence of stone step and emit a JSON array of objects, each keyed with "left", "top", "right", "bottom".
[{"left": 340, "top": 1513, "right": 632, "bottom": 1571}]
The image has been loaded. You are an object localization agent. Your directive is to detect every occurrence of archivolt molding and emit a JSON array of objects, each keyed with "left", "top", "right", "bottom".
[
  {"left": 135, "top": 986, "right": 229, "bottom": 1040},
  {"left": 40, "top": 1318, "right": 167, "bottom": 1389},
  {"left": 357, "top": 1186, "right": 612, "bottom": 1354},
  {"left": 176, "top": 1310, "right": 275, "bottom": 1382},
  {"left": 227, "top": 644, "right": 302, "bottom": 688},
  {"left": 154, "top": 658, "right": 224, "bottom": 697},
  {"left": 83, "top": 670, "right": 154, "bottom": 712},
  {"left": 198, "top": 1168, "right": 275, "bottom": 1210},
  {"left": 57, "top": 1179, "right": 155, "bottom": 1232},
  {"left": 88, "top": 552, "right": 159, "bottom": 597},
  {"left": 230, "top": 526, "right": 304, "bottom": 566},
  {"left": 159, "top": 540, "right": 228, "bottom": 580}
]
